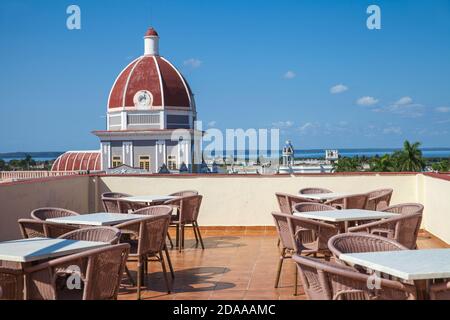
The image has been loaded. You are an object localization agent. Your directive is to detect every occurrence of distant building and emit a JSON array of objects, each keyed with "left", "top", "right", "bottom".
[
  {"left": 282, "top": 140, "right": 294, "bottom": 166},
  {"left": 325, "top": 149, "right": 339, "bottom": 161},
  {"left": 52, "top": 27, "right": 201, "bottom": 173}
]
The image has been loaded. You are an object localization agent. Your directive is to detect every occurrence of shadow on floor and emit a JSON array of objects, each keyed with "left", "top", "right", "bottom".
[
  {"left": 123, "top": 267, "right": 235, "bottom": 294},
  {"left": 178, "top": 236, "right": 246, "bottom": 249}
]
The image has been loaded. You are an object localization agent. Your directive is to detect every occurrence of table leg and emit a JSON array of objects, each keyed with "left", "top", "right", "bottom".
[{"left": 414, "top": 280, "right": 429, "bottom": 300}]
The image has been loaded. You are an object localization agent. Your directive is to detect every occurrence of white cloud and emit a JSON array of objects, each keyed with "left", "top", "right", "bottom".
[
  {"left": 330, "top": 84, "right": 349, "bottom": 94},
  {"left": 383, "top": 126, "right": 402, "bottom": 135},
  {"left": 357, "top": 96, "right": 379, "bottom": 106},
  {"left": 283, "top": 71, "right": 296, "bottom": 79},
  {"left": 394, "top": 96, "right": 413, "bottom": 105},
  {"left": 272, "top": 121, "right": 294, "bottom": 129},
  {"left": 207, "top": 121, "right": 217, "bottom": 127},
  {"left": 183, "top": 58, "right": 202, "bottom": 69},
  {"left": 436, "top": 106, "right": 450, "bottom": 113}
]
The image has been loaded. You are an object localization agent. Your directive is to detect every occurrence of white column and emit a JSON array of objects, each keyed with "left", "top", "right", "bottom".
[
  {"left": 101, "top": 142, "right": 111, "bottom": 170},
  {"left": 123, "top": 141, "right": 133, "bottom": 166},
  {"left": 121, "top": 111, "right": 127, "bottom": 130}
]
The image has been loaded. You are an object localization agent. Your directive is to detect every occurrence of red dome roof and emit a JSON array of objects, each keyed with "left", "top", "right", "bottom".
[
  {"left": 145, "top": 27, "right": 159, "bottom": 37},
  {"left": 108, "top": 56, "right": 194, "bottom": 109},
  {"left": 51, "top": 152, "right": 101, "bottom": 172}
]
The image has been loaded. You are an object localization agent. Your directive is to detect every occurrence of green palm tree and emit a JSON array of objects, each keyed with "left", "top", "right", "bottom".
[
  {"left": 369, "top": 154, "right": 396, "bottom": 172},
  {"left": 333, "top": 157, "right": 362, "bottom": 172},
  {"left": 394, "top": 140, "right": 425, "bottom": 172}
]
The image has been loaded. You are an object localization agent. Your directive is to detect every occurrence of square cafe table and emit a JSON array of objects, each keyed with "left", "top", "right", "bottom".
[
  {"left": 339, "top": 249, "right": 450, "bottom": 299},
  {"left": 121, "top": 195, "right": 178, "bottom": 204},
  {"left": 47, "top": 212, "right": 148, "bottom": 226},
  {"left": 298, "top": 192, "right": 359, "bottom": 202},
  {"left": 0, "top": 237, "right": 109, "bottom": 263},
  {"left": 293, "top": 209, "right": 398, "bottom": 232}
]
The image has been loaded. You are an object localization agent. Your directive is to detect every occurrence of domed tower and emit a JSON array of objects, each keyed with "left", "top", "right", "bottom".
[{"left": 93, "top": 27, "right": 200, "bottom": 173}]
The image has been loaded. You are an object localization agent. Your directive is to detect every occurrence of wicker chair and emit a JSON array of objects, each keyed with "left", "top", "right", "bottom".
[
  {"left": 130, "top": 206, "right": 175, "bottom": 279},
  {"left": 294, "top": 203, "right": 336, "bottom": 214},
  {"left": 31, "top": 207, "right": 79, "bottom": 220},
  {"left": 275, "top": 192, "right": 314, "bottom": 214},
  {"left": 324, "top": 194, "right": 369, "bottom": 210},
  {"left": 348, "top": 203, "right": 424, "bottom": 249},
  {"left": 430, "top": 281, "right": 450, "bottom": 300},
  {"left": 58, "top": 227, "right": 122, "bottom": 245},
  {"left": 165, "top": 195, "right": 204, "bottom": 252},
  {"left": 292, "top": 254, "right": 417, "bottom": 300},
  {"left": 18, "top": 219, "right": 79, "bottom": 239},
  {"left": 101, "top": 192, "right": 133, "bottom": 213},
  {"left": 299, "top": 188, "right": 332, "bottom": 195},
  {"left": 169, "top": 190, "right": 199, "bottom": 197},
  {"left": 0, "top": 268, "right": 24, "bottom": 300},
  {"left": 272, "top": 212, "right": 338, "bottom": 295},
  {"left": 365, "top": 188, "right": 393, "bottom": 211},
  {"left": 23, "top": 244, "right": 129, "bottom": 300},
  {"left": 116, "top": 214, "right": 172, "bottom": 299},
  {"left": 328, "top": 233, "right": 408, "bottom": 270}
]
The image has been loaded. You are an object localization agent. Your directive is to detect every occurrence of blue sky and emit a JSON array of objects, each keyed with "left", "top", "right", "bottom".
[{"left": 1, "top": 0, "right": 449, "bottom": 152}]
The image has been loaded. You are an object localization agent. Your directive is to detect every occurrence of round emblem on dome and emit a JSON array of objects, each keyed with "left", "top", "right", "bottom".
[{"left": 133, "top": 90, "right": 152, "bottom": 108}]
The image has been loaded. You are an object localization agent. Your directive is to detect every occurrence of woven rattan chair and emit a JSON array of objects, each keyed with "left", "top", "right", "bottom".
[
  {"left": 348, "top": 203, "right": 424, "bottom": 249},
  {"left": 0, "top": 268, "right": 24, "bottom": 300},
  {"left": 272, "top": 212, "right": 338, "bottom": 295},
  {"left": 23, "top": 243, "right": 129, "bottom": 300},
  {"left": 324, "top": 194, "right": 369, "bottom": 210},
  {"left": 31, "top": 207, "right": 79, "bottom": 220},
  {"left": 292, "top": 254, "right": 417, "bottom": 300},
  {"left": 116, "top": 214, "right": 172, "bottom": 299},
  {"left": 131, "top": 206, "right": 175, "bottom": 279},
  {"left": 18, "top": 219, "right": 79, "bottom": 239},
  {"left": 430, "top": 281, "right": 450, "bottom": 300},
  {"left": 101, "top": 192, "right": 133, "bottom": 213},
  {"left": 169, "top": 190, "right": 198, "bottom": 197},
  {"left": 365, "top": 188, "right": 393, "bottom": 211},
  {"left": 275, "top": 192, "right": 315, "bottom": 214},
  {"left": 294, "top": 203, "right": 337, "bottom": 214},
  {"left": 165, "top": 195, "right": 204, "bottom": 252},
  {"left": 58, "top": 227, "right": 121, "bottom": 245},
  {"left": 328, "top": 233, "right": 408, "bottom": 269},
  {"left": 299, "top": 188, "right": 333, "bottom": 195}
]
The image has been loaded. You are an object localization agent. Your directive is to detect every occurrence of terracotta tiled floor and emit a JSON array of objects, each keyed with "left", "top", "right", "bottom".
[{"left": 118, "top": 228, "right": 448, "bottom": 300}]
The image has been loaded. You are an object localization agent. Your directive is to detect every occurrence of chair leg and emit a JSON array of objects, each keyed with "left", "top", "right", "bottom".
[
  {"left": 192, "top": 224, "right": 199, "bottom": 247},
  {"left": 277, "top": 238, "right": 281, "bottom": 247},
  {"left": 125, "top": 265, "right": 136, "bottom": 286},
  {"left": 178, "top": 225, "right": 183, "bottom": 253},
  {"left": 159, "top": 251, "right": 172, "bottom": 294},
  {"left": 294, "top": 262, "right": 298, "bottom": 296},
  {"left": 175, "top": 225, "right": 180, "bottom": 249},
  {"left": 274, "top": 248, "right": 285, "bottom": 288},
  {"left": 164, "top": 245, "right": 175, "bottom": 279},
  {"left": 137, "top": 258, "right": 142, "bottom": 300},
  {"left": 194, "top": 221, "right": 205, "bottom": 250},
  {"left": 167, "top": 231, "right": 174, "bottom": 249}
]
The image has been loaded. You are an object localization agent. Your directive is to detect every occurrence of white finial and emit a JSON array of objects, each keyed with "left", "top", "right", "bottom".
[{"left": 144, "top": 28, "right": 159, "bottom": 56}]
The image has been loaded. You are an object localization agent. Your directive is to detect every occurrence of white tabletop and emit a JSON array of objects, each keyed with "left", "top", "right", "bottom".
[
  {"left": 339, "top": 249, "right": 450, "bottom": 281},
  {"left": 47, "top": 213, "right": 148, "bottom": 226},
  {"left": 0, "top": 238, "right": 108, "bottom": 263},
  {"left": 122, "top": 195, "right": 177, "bottom": 203},
  {"left": 294, "top": 209, "right": 397, "bottom": 222},
  {"left": 298, "top": 192, "right": 357, "bottom": 201}
]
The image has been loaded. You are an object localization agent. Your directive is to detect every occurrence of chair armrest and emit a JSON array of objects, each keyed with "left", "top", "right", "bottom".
[{"left": 348, "top": 219, "right": 393, "bottom": 233}]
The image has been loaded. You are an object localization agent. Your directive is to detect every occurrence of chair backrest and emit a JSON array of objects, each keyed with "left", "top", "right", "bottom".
[
  {"left": 299, "top": 188, "right": 332, "bottom": 195},
  {"left": 294, "top": 203, "right": 336, "bottom": 213},
  {"left": 24, "top": 243, "right": 129, "bottom": 300},
  {"left": 132, "top": 205, "right": 173, "bottom": 217},
  {"left": 58, "top": 227, "right": 122, "bottom": 245},
  {"left": 165, "top": 195, "right": 202, "bottom": 223},
  {"left": 31, "top": 208, "right": 79, "bottom": 221},
  {"left": 328, "top": 233, "right": 407, "bottom": 260},
  {"left": 18, "top": 219, "right": 79, "bottom": 239},
  {"left": 326, "top": 194, "right": 368, "bottom": 210},
  {"left": 286, "top": 214, "right": 338, "bottom": 254},
  {"left": 116, "top": 215, "right": 171, "bottom": 255},
  {"left": 272, "top": 212, "right": 295, "bottom": 250},
  {"left": 275, "top": 192, "right": 313, "bottom": 214},
  {"left": 102, "top": 197, "right": 133, "bottom": 214},
  {"left": 0, "top": 268, "right": 23, "bottom": 300},
  {"left": 382, "top": 203, "right": 424, "bottom": 215},
  {"left": 365, "top": 188, "right": 393, "bottom": 211},
  {"left": 101, "top": 192, "right": 131, "bottom": 199},
  {"left": 168, "top": 190, "right": 198, "bottom": 197},
  {"left": 292, "top": 254, "right": 416, "bottom": 300},
  {"left": 430, "top": 281, "right": 450, "bottom": 300}
]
